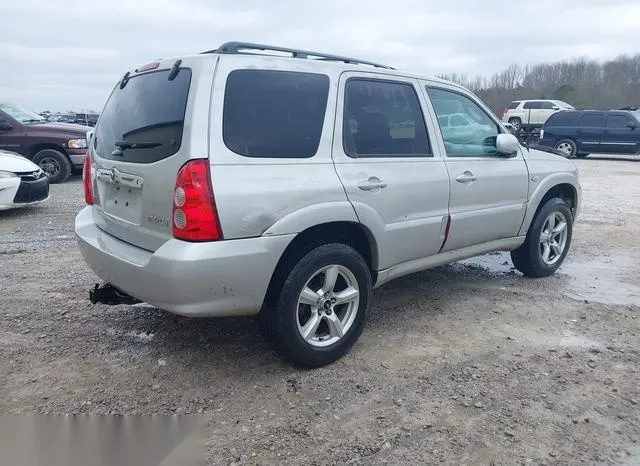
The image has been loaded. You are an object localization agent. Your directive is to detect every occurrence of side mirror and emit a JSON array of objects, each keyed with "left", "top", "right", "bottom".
[
  {"left": 496, "top": 133, "right": 520, "bottom": 156},
  {"left": 552, "top": 106, "right": 560, "bottom": 110},
  {"left": 628, "top": 121, "right": 637, "bottom": 129},
  {"left": 0, "top": 122, "right": 12, "bottom": 131}
]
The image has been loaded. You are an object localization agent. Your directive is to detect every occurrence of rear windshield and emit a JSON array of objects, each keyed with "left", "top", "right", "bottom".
[
  {"left": 94, "top": 68, "right": 192, "bottom": 163},
  {"left": 223, "top": 70, "right": 330, "bottom": 158},
  {"left": 546, "top": 111, "right": 580, "bottom": 126},
  {"left": 507, "top": 101, "right": 520, "bottom": 109}
]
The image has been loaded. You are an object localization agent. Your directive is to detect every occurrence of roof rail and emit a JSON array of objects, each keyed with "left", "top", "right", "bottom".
[{"left": 201, "top": 41, "right": 394, "bottom": 70}]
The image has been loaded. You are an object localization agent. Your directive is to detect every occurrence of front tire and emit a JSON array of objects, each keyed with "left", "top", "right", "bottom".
[
  {"left": 260, "top": 243, "right": 372, "bottom": 367},
  {"left": 511, "top": 198, "right": 573, "bottom": 277},
  {"left": 32, "top": 149, "right": 72, "bottom": 184}
]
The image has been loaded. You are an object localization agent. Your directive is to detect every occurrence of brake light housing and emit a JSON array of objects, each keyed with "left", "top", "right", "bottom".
[
  {"left": 83, "top": 149, "right": 93, "bottom": 205},
  {"left": 172, "top": 159, "right": 222, "bottom": 242}
]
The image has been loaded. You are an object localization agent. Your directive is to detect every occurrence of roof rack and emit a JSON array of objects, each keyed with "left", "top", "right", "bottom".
[{"left": 201, "top": 41, "right": 395, "bottom": 70}]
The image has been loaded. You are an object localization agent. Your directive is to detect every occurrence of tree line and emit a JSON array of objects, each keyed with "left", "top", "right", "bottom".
[{"left": 437, "top": 54, "right": 640, "bottom": 116}]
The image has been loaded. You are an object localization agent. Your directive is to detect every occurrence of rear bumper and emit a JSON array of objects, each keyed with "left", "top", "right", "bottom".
[{"left": 75, "top": 207, "right": 294, "bottom": 317}]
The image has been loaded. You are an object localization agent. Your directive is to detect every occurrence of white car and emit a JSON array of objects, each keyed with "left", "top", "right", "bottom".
[
  {"left": 501, "top": 100, "right": 574, "bottom": 131},
  {"left": 437, "top": 113, "right": 497, "bottom": 144},
  {"left": 0, "top": 149, "right": 49, "bottom": 210}
]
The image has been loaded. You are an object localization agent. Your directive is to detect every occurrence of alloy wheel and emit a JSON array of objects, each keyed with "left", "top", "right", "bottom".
[{"left": 296, "top": 265, "right": 360, "bottom": 348}]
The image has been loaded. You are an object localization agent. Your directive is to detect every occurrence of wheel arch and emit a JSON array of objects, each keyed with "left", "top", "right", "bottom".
[
  {"left": 262, "top": 221, "right": 379, "bottom": 308},
  {"left": 519, "top": 178, "right": 579, "bottom": 236},
  {"left": 28, "top": 143, "right": 68, "bottom": 159}
]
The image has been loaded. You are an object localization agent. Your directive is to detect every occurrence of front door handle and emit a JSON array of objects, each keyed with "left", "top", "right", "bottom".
[
  {"left": 455, "top": 171, "right": 477, "bottom": 183},
  {"left": 358, "top": 177, "right": 387, "bottom": 191}
]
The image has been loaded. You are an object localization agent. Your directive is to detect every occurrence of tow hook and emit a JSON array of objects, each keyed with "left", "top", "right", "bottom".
[{"left": 89, "top": 283, "right": 142, "bottom": 306}]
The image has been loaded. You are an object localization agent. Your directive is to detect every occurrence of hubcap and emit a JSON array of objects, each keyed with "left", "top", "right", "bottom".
[
  {"left": 556, "top": 142, "right": 574, "bottom": 156},
  {"left": 39, "top": 157, "right": 60, "bottom": 177},
  {"left": 296, "top": 265, "right": 360, "bottom": 348},
  {"left": 539, "top": 211, "right": 568, "bottom": 266}
]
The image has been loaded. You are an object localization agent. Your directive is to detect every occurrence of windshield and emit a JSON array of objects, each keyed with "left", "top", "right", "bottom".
[
  {"left": 556, "top": 101, "right": 574, "bottom": 109},
  {"left": 0, "top": 103, "right": 46, "bottom": 124}
]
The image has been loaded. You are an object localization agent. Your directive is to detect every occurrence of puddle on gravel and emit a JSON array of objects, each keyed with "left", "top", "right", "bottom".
[
  {"left": 558, "top": 332, "right": 604, "bottom": 350},
  {"left": 458, "top": 252, "right": 640, "bottom": 306},
  {"left": 558, "top": 257, "right": 640, "bottom": 306}
]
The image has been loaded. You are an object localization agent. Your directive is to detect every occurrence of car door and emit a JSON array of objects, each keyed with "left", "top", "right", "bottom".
[
  {"left": 522, "top": 101, "right": 542, "bottom": 127},
  {"left": 575, "top": 112, "right": 605, "bottom": 153},
  {"left": 332, "top": 73, "right": 450, "bottom": 270},
  {"left": 603, "top": 113, "right": 639, "bottom": 154},
  {"left": 424, "top": 85, "right": 529, "bottom": 252},
  {"left": 0, "top": 112, "right": 24, "bottom": 153},
  {"left": 539, "top": 101, "right": 559, "bottom": 125}
]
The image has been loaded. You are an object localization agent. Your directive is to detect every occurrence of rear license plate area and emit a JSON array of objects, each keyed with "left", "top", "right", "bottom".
[{"left": 99, "top": 182, "right": 143, "bottom": 225}]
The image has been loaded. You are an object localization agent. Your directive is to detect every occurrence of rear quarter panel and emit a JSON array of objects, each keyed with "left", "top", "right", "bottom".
[{"left": 208, "top": 56, "right": 351, "bottom": 239}]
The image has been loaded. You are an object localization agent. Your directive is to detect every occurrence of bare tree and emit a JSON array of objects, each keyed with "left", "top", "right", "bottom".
[{"left": 439, "top": 54, "right": 640, "bottom": 115}]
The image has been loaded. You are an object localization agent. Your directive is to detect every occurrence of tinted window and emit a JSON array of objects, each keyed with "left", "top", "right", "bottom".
[
  {"left": 223, "top": 70, "right": 329, "bottom": 158},
  {"left": 546, "top": 111, "right": 580, "bottom": 126},
  {"left": 94, "top": 68, "right": 192, "bottom": 163},
  {"left": 523, "top": 101, "right": 541, "bottom": 110},
  {"left": 606, "top": 114, "right": 631, "bottom": 128},
  {"left": 427, "top": 87, "right": 500, "bottom": 157},
  {"left": 540, "top": 101, "right": 556, "bottom": 109},
  {"left": 579, "top": 113, "right": 605, "bottom": 127},
  {"left": 507, "top": 101, "right": 520, "bottom": 109},
  {"left": 343, "top": 79, "right": 430, "bottom": 157}
]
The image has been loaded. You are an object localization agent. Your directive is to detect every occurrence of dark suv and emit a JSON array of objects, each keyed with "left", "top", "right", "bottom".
[
  {"left": 0, "top": 103, "right": 92, "bottom": 183},
  {"left": 539, "top": 109, "right": 640, "bottom": 158}
]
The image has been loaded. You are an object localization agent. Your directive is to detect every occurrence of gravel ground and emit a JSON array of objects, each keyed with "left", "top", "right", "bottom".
[{"left": 0, "top": 156, "right": 639, "bottom": 465}]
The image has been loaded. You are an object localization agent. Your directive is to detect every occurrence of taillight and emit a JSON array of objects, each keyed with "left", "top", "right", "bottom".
[
  {"left": 83, "top": 149, "right": 93, "bottom": 205},
  {"left": 172, "top": 159, "right": 222, "bottom": 242}
]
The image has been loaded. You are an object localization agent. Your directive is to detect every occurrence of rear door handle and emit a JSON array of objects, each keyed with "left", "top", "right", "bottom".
[
  {"left": 358, "top": 177, "right": 387, "bottom": 191},
  {"left": 455, "top": 171, "right": 477, "bottom": 183}
]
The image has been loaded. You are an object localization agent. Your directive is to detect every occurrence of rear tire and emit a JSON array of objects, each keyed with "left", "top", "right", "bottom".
[
  {"left": 511, "top": 198, "right": 573, "bottom": 277},
  {"left": 554, "top": 139, "right": 577, "bottom": 158},
  {"left": 259, "top": 243, "right": 372, "bottom": 367},
  {"left": 32, "top": 149, "right": 72, "bottom": 184},
  {"left": 508, "top": 118, "right": 522, "bottom": 132}
]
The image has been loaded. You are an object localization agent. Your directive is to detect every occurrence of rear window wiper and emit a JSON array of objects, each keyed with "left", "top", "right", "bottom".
[{"left": 114, "top": 141, "right": 162, "bottom": 149}]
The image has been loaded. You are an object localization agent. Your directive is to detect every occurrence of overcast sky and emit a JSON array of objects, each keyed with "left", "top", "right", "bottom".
[{"left": 2, "top": 0, "right": 639, "bottom": 111}]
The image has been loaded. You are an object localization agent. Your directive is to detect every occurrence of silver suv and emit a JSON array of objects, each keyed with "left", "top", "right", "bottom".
[{"left": 76, "top": 42, "right": 581, "bottom": 367}]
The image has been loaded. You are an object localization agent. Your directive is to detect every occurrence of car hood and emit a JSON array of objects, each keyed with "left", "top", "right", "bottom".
[
  {"left": 521, "top": 145, "right": 578, "bottom": 175},
  {"left": 29, "top": 121, "right": 92, "bottom": 135},
  {"left": 0, "top": 150, "right": 41, "bottom": 173}
]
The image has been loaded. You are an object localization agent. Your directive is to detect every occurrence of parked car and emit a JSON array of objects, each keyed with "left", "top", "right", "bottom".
[
  {"left": 0, "top": 149, "right": 49, "bottom": 210},
  {"left": 48, "top": 113, "right": 77, "bottom": 124},
  {"left": 0, "top": 103, "right": 92, "bottom": 183},
  {"left": 437, "top": 113, "right": 497, "bottom": 144},
  {"left": 76, "top": 42, "right": 581, "bottom": 367},
  {"left": 74, "top": 113, "right": 100, "bottom": 127},
  {"left": 539, "top": 109, "right": 640, "bottom": 158},
  {"left": 502, "top": 100, "right": 574, "bottom": 131}
]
